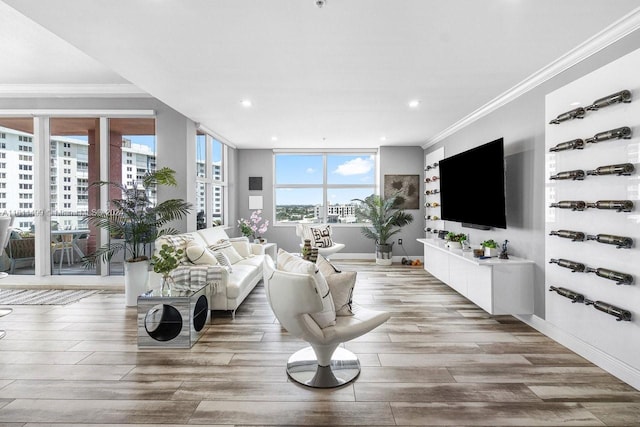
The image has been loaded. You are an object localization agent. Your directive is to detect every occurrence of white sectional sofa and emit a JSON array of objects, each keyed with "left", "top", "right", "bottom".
[{"left": 155, "top": 226, "right": 266, "bottom": 317}]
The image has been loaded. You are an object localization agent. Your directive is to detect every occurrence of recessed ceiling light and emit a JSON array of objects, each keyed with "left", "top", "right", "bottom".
[
  {"left": 569, "top": 101, "right": 581, "bottom": 106},
  {"left": 271, "top": 136, "right": 278, "bottom": 142},
  {"left": 380, "top": 136, "right": 387, "bottom": 141},
  {"left": 408, "top": 100, "right": 420, "bottom": 108},
  {"left": 240, "top": 99, "right": 252, "bottom": 108}
]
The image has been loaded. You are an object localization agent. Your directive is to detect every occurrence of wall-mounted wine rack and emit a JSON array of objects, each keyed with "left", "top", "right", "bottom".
[
  {"left": 424, "top": 148, "right": 444, "bottom": 238},
  {"left": 545, "top": 48, "right": 640, "bottom": 379},
  {"left": 549, "top": 286, "right": 632, "bottom": 321}
]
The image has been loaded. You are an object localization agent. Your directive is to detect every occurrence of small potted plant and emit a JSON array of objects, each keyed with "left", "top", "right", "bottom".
[
  {"left": 151, "top": 243, "right": 184, "bottom": 292},
  {"left": 481, "top": 239, "right": 499, "bottom": 257},
  {"left": 445, "top": 232, "right": 467, "bottom": 249}
]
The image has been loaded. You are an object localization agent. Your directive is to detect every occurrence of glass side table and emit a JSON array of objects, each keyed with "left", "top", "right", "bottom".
[{"left": 137, "top": 282, "right": 209, "bottom": 349}]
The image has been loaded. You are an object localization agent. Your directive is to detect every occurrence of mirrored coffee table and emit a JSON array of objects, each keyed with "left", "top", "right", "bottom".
[{"left": 137, "top": 282, "right": 209, "bottom": 348}]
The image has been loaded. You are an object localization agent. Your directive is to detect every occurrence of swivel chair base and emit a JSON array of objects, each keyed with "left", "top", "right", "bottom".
[{"left": 286, "top": 346, "right": 360, "bottom": 388}]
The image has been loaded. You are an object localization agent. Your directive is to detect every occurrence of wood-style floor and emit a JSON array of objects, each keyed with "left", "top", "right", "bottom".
[{"left": 0, "top": 261, "right": 639, "bottom": 426}]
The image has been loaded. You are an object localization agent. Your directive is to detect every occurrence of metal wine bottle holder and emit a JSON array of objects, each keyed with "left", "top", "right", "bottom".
[
  {"left": 549, "top": 107, "right": 585, "bottom": 124},
  {"left": 549, "top": 287, "right": 632, "bottom": 321},
  {"left": 585, "top": 267, "right": 634, "bottom": 285},
  {"left": 586, "top": 90, "right": 632, "bottom": 111},
  {"left": 549, "top": 90, "right": 631, "bottom": 125},
  {"left": 585, "top": 126, "right": 632, "bottom": 144},
  {"left": 549, "top": 139, "right": 585, "bottom": 152},
  {"left": 549, "top": 286, "right": 585, "bottom": 303},
  {"left": 586, "top": 234, "right": 633, "bottom": 249},
  {"left": 549, "top": 258, "right": 586, "bottom": 273},
  {"left": 549, "top": 230, "right": 586, "bottom": 242},
  {"left": 549, "top": 170, "right": 585, "bottom": 180},
  {"left": 549, "top": 200, "right": 633, "bottom": 212},
  {"left": 584, "top": 299, "right": 632, "bottom": 322}
]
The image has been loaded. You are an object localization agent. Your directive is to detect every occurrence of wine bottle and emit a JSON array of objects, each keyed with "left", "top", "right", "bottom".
[
  {"left": 585, "top": 126, "right": 632, "bottom": 144},
  {"left": 586, "top": 163, "right": 635, "bottom": 176},
  {"left": 549, "top": 107, "right": 586, "bottom": 124},
  {"left": 586, "top": 200, "right": 633, "bottom": 212},
  {"left": 549, "top": 286, "right": 585, "bottom": 303},
  {"left": 430, "top": 202, "right": 440, "bottom": 208},
  {"left": 549, "top": 258, "right": 586, "bottom": 272},
  {"left": 425, "top": 162, "right": 439, "bottom": 171},
  {"left": 586, "top": 234, "right": 633, "bottom": 249},
  {"left": 549, "top": 139, "right": 585, "bottom": 152},
  {"left": 549, "top": 230, "right": 586, "bottom": 241},
  {"left": 586, "top": 267, "right": 633, "bottom": 285},
  {"left": 549, "top": 170, "right": 585, "bottom": 181},
  {"left": 585, "top": 300, "right": 632, "bottom": 321},
  {"left": 586, "top": 89, "right": 632, "bottom": 111},
  {"left": 549, "top": 201, "right": 587, "bottom": 211}
]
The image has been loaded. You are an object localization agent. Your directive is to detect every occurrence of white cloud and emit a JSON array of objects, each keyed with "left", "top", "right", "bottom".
[
  {"left": 334, "top": 157, "right": 374, "bottom": 176},
  {"left": 306, "top": 168, "right": 316, "bottom": 174}
]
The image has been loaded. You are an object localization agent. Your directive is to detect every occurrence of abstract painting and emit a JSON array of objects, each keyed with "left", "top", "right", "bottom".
[{"left": 384, "top": 174, "right": 420, "bottom": 209}]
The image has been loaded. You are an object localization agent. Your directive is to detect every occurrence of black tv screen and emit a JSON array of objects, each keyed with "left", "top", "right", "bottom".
[{"left": 438, "top": 138, "right": 507, "bottom": 229}]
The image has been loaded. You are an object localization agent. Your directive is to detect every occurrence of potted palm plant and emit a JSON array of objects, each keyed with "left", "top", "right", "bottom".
[
  {"left": 82, "top": 167, "right": 191, "bottom": 306},
  {"left": 352, "top": 194, "right": 414, "bottom": 266}
]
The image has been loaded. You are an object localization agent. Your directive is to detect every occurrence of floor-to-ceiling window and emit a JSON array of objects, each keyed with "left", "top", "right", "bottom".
[
  {"left": 195, "top": 131, "right": 226, "bottom": 228},
  {"left": 0, "top": 113, "right": 156, "bottom": 279},
  {"left": 274, "top": 152, "right": 377, "bottom": 224},
  {"left": 0, "top": 118, "right": 35, "bottom": 275}
]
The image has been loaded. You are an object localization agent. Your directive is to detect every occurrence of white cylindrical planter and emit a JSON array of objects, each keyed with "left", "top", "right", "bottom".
[
  {"left": 376, "top": 243, "right": 393, "bottom": 266},
  {"left": 124, "top": 260, "right": 150, "bottom": 307}
]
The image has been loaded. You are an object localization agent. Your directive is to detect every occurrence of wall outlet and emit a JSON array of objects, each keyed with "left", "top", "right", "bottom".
[{"left": 398, "top": 239, "right": 403, "bottom": 245}]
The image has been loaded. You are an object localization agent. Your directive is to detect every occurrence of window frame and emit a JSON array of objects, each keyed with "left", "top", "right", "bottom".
[{"left": 273, "top": 150, "right": 378, "bottom": 226}]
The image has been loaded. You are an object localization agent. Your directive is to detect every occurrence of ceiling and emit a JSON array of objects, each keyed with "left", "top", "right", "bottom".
[{"left": 1, "top": 0, "right": 639, "bottom": 149}]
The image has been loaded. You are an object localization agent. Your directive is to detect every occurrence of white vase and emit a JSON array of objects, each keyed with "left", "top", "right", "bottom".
[
  {"left": 447, "top": 241, "right": 462, "bottom": 250},
  {"left": 124, "top": 259, "right": 150, "bottom": 307},
  {"left": 484, "top": 247, "right": 498, "bottom": 257}
]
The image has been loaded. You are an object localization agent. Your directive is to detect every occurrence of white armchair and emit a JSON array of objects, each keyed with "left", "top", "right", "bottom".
[
  {"left": 295, "top": 223, "right": 345, "bottom": 258},
  {"left": 263, "top": 256, "right": 390, "bottom": 388}
]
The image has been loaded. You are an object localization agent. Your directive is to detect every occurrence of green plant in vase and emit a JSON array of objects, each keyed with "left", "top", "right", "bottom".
[
  {"left": 481, "top": 239, "right": 499, "bottom": 257},
  {"left": 151, "top": 244, "right": 184, "bottom": 291}
]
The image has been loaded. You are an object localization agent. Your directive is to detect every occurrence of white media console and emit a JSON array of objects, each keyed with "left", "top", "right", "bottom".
[{"left": 418, "top": 238, "right": 534, "bottom": 315}]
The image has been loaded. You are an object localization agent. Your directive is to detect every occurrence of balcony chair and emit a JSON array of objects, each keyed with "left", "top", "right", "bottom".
[
  {"left": 295, "top": 223, "right": 345, "bottom": 258},
  {"left": 262, "top": 255, "right": 390, "bottom": 388}
]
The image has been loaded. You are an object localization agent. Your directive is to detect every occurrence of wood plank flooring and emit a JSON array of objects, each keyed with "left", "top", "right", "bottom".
[{"left": 0, "top": 260, "right": 639, "bottom": 426}]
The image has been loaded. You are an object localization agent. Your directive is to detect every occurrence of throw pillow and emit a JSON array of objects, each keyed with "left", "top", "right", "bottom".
[
  {"left": 277, "top": 249, "right": 336, "bottom": 328},
  {"left": 229, "top": 236, "right": 252, "bottom": 258},
  {"left": 316, "top": 254, "right": 342, "bottom": 277},
  {"left": 157, "top": 234, "right": 193, "bottom": 264},
  {"left": 325, "top": 271, "right": 356, "bottom": 316},
  {"left": 213, "top": 251, "right": 233, "bottom": 272},
  {"left": 185, "top": 241, "right": 219, "bottom": 266},
  {"left": 310, "top": 225, "right": 333, "bottom": 248},
  {"left": 209, "top": 240, "right": 244, "bottom": 264}
]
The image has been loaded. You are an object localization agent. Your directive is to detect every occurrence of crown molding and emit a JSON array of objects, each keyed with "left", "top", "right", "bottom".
[
  {"left": 422, "top": 7, "right": 640, "bottom": 150},
  {"left": 0, "top": 83, "right": 150, "bottom": 98}
]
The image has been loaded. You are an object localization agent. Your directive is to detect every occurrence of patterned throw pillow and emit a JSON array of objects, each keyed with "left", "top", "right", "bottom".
[
  {"left": 209, "top": 240, "right": 244, "bottom": 264},
  {"left": 310, "top": 225, "right": 333, "bottom": 248},
  {"left": 213, "top": 251, "right": 233, "bottom": 272},
  {"left": 157, "top": 234, "right": 193, "bottom": 264}
]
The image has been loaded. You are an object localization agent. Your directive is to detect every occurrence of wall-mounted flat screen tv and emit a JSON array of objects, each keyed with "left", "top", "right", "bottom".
[{"left": 438, "top": 137, "right": 507, "bottom": 229}]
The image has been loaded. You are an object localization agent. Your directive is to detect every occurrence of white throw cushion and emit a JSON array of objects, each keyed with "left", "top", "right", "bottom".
[
  {"left": 185, "top": 241, "right": 219, "bottom": 266},
  {"left": 213, "top": 251, "right": 233, "bottom": 272},
  {"left": 277, "top": 249, "right": 336, "bottom": 328},
  {"left": 325, "top": 271, "right": 356, "bottom": 316},
  {"left": 317, "top": 254, "right": 341, "bottom": 276},
  {"left": 230, "top": 236, "right": 252, "bottom": 258},
  {"left": 209, "top": 240, "right": 244, "bottom": 264}
]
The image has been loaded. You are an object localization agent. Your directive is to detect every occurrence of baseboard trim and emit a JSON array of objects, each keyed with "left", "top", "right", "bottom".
[
  {"left": 515, "top": 314, "right": 640, "bottom": 391},
  {"left": 327, "top": 253, "right": 421, "bottom": 263}
]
